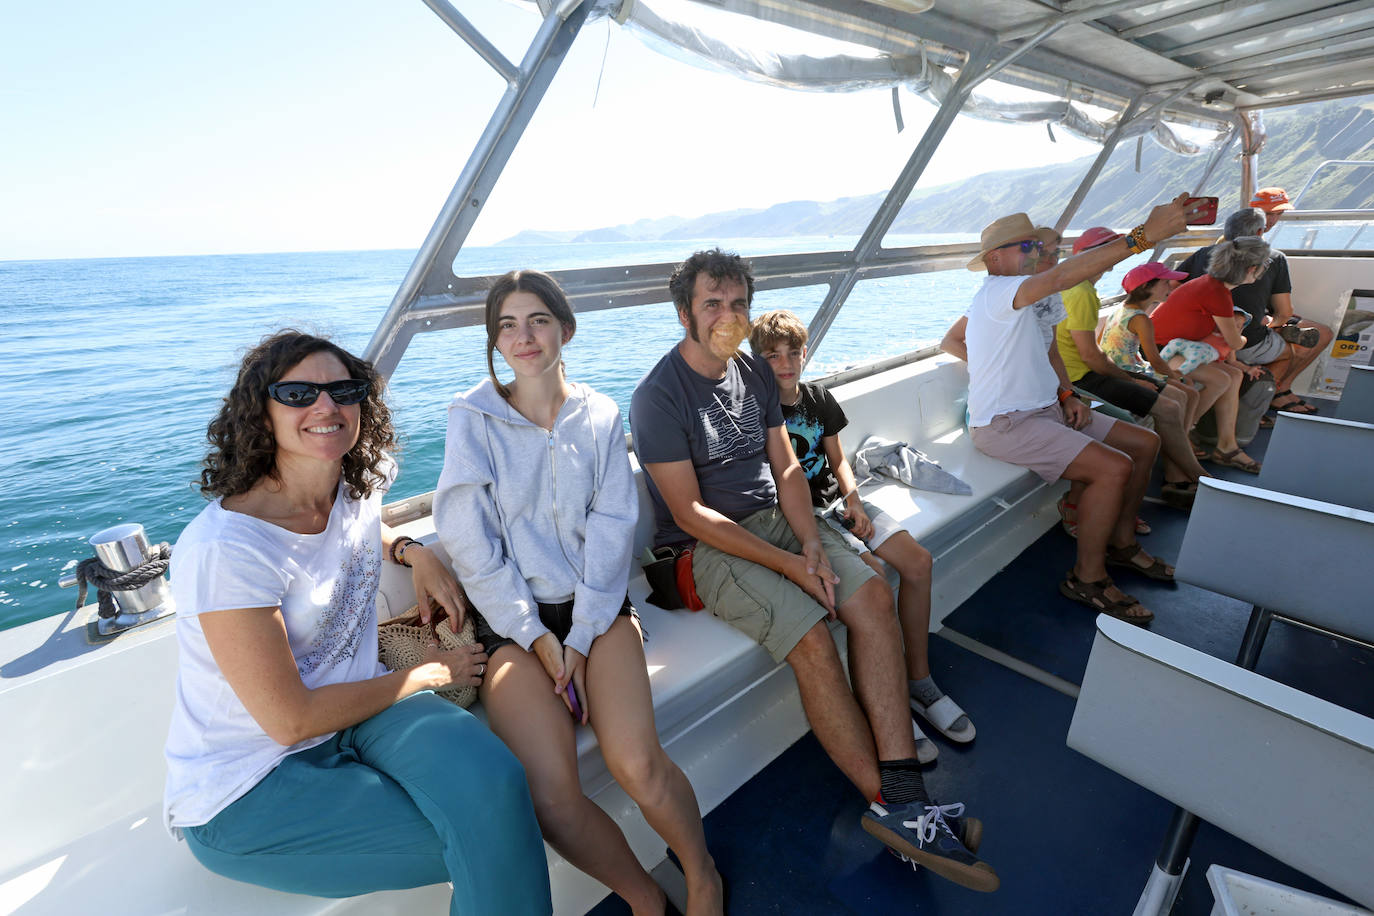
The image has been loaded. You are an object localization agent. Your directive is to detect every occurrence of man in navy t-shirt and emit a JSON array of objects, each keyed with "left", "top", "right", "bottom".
[
  {"left": 630, "top": 249, "right": 998, "bottom": 893},
  {"left": 1179, "top": 200, "right": 1333, "bottom": 415}
]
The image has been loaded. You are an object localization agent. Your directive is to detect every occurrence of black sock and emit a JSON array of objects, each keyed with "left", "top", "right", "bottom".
[{"left": 877, "top": 758, "right": 930, "bottom": 806}]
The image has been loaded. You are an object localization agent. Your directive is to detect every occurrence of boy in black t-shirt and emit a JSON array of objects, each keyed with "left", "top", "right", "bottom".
[{"left": 749, "top": 310, "right": 976, "bottom": 756}]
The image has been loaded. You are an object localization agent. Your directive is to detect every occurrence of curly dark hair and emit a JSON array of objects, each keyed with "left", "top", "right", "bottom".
[
  {"left": 668, "top": 248, "right": 755, "bottom": 317},
  {"left": 199, "top": 330, "right": 395, "bottom": 501}
]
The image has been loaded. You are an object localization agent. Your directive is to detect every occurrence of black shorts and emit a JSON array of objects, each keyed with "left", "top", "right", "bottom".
[
  {"left": 1075, "top": 369, "right": 1163, "bottom": 418},
  {"left": 472, "top": 594, "right": 640, "bottom": 656}
]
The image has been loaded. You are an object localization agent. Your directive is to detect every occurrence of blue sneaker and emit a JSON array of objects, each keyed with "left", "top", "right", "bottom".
[{"left": 861, "top": 801, "right": 999, "bottom": 892}]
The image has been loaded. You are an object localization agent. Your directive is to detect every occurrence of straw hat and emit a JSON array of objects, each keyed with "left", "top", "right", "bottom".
[{"left": 967, "top": 213, "right": 1041, "bottom": 271}]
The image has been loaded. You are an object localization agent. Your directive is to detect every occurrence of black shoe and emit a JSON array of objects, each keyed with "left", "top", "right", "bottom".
[{"left": 1278, "top": 324, "right": 1320, "bottom": 347}]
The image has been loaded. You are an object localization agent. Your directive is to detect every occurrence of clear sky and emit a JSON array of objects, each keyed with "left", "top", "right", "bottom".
[{"left": 1, "top": 0, "right": 1109, "bottom": 261}]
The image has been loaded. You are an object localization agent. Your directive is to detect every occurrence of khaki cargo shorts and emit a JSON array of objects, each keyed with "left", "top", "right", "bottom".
[{"left": 690, "top": 506, "right": 878, "bottom": 662}]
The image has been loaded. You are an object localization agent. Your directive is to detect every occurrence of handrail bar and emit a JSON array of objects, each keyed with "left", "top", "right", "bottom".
[{"left": 1291, "top": 160, "right": 1374, "bottom": 209}]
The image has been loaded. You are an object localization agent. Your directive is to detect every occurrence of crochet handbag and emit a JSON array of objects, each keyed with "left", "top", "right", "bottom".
[{"left": 377, "top": 603, "right": 479, "bottom": 708}]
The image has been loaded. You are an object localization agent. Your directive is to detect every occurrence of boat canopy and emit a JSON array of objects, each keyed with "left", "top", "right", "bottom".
[
  {"left": 364, "top": 0, "right": 1374, "bottom": 376},
  {"left": 574, "top": 0, "right": 1374, "bottom": 121}
]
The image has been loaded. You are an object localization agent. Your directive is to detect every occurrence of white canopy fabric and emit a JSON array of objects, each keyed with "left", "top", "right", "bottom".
[{"left": 533, "top": 0, "right": 1374, "bottom": 158}]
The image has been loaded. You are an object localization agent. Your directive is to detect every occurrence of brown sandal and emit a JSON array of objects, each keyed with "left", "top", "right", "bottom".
[
  {"left": 1059, "top": 572, "right": 1153, "bottom": 624},
  {"left": 1105, "top": 543, "right": 1175, "bottom": 582},
  {"left": 1208, "top": 448, "right": 1261, "bottom": 474}
]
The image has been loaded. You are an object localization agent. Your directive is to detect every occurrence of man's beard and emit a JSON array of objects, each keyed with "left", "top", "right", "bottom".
[{"left": 691, "top": 313, "right": 750, "bottom": 360}]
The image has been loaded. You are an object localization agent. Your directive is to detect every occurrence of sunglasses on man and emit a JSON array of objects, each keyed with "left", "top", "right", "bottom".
[
  {"left": 267, "top": 379, "right": 370, "bottom": 407},
  {"left": 996, "top": 239, "right": 1044, "bottom": 254}
]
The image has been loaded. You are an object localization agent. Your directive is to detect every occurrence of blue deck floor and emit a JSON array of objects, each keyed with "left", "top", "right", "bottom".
[{"left": 592, "top": 407, "right": 1372, "bottom": 914}]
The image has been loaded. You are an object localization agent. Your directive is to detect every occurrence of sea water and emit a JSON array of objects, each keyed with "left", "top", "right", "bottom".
[{"left": 0, "top": 234, "right": 1139, "bottom": 630}]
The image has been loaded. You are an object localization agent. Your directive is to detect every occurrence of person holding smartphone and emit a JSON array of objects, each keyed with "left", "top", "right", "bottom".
[{"left": 434, "top": 270, "right": 722, "bottom": 916}]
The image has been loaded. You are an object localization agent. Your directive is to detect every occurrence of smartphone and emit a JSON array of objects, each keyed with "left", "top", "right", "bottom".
[
  {"left": 824, "top": 498, "right": 855, "bottom": 530},
  {"left": 566, "top": 682, "right": 582, "bottom": 721},
  {"left": 1184, "top": 196, "right": 1219, "bottom": 225}
]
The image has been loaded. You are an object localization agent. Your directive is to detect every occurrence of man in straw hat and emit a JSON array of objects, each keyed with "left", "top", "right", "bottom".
[{"left": 961, "top": 196, "right": 1192, "bottom": 624}]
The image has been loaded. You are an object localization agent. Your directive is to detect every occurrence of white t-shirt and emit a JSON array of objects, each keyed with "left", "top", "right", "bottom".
[
  {"left": 163, "top": 474, "right": 390, "bottom": 834},
  {"left": 965, "top": 275, "right": 1061, "bottom": 426}
]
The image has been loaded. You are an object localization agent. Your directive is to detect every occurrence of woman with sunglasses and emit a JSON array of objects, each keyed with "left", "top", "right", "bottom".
[
  {"left": 434, "top": 272, "right": 723, "bottom": 916},
  {"left": 163, "top": 330, "right": 551, "bottom": 914}
]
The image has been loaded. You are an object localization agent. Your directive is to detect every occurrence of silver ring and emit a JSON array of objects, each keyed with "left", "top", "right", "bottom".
[{"left": 477, "top": 663, "right": 486, "bottom": 677}]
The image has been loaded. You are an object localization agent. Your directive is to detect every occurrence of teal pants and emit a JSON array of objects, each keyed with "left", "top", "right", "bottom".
[{"left": 183, "top": 692, "right": 552, "bottom": 915}]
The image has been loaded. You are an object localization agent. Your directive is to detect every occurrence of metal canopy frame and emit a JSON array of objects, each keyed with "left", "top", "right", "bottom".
[{"left": 364, "top": 0, "right": 1374, "bottom": 378}]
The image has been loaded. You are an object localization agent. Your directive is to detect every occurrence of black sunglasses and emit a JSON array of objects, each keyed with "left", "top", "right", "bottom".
[
  {"left": 996, "top": 239, "right": 1044, "bottom": 254},
  {"left": 267, "top": 379, "right": 370, "bottom": 407}
]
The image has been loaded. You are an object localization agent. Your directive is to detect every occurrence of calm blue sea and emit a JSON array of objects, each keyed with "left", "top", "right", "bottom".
[{"left": 0, "top": 234, "right": 1141, "bottom": 631}]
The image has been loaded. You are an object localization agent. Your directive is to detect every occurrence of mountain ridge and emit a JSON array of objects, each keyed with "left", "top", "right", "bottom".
[{"left": 498, "top": 99, "right": 1374, "bottom": 246}]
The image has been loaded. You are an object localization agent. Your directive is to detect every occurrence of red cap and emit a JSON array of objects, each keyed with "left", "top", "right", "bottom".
[
  {"left": 1250, "top": 187, "right": 1292, "bottom": 212},
  {"left": 1072, "top": 226, "right": 1123, "bottom": 254},
  {"left": 1122, "top": 262, "right": 1188, "bottom": 293}
]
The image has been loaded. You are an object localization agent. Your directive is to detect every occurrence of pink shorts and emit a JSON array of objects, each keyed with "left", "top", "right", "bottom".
[{"left": 971, "top": 403, "right": 1119, "bottom": 483}]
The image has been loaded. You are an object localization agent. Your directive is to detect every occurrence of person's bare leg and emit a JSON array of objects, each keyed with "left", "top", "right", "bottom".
[
  {"left": 872, "top": 532, "right": 934, "bottom": 681},
  {"left": 1101, "top": 421, "right": 1159, "bottom": 547},
  {"left": 787, "top": 620, "right": 882, "bottom": 800},
  {"left": 1187, "top": 363, "right": 1230, "bottom": 421},
  {"left": 1149, "top": 387, "right": 1206, "bottom": 482},
  {"left": 835, "top": 576, "right": 919, "bottom": 764},
  {"left": 1275, "top": 321, "right": 1334, "bottom": 393},
  {"left": 1059, "top": 480, "right": 1088, "bottom": 529},
  {"left": 587, "top": 617, "right": 722, "bottom": 916},
  {"left": 1166, "top": 378, "right": 1201, "bottom": 431},
  {"left": 482, "top": 647, "right": 665, "bottom": 915},
  {"left": 1060, "top": 441, "right": 1131, "bottom": 584},
  {"left": 1211, "top": 363, "right": 1255, "bottom": 462}
]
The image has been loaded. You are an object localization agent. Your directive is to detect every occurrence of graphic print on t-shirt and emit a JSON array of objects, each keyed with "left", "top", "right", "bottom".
[
  {"left": 787, "top": 410, "right": 826, "bottom": 481},
  {"left": 1031, "top": 294, "right": 1066, "bottom": 348},
  {"left": 699, "top": 392, "right": 765, "bottom": 461},
  {"left": 299, "top": 535, "right": 378, "bottom": 675}
]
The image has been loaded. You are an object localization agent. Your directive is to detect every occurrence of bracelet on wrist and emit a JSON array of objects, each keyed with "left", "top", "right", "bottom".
[
  {"left": 1058, "top": 387, "right": 1076, "bottom": 403},
  {"left": 1126, "top": 224, "right": 1150, "bottom": 254},
  {"left": 391, "top": 536, "right": 420, "bottom": 567}
]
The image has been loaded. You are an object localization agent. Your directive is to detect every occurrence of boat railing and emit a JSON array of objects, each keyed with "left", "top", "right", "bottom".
[{"left": 366, "top": 241, "right": 983, "bottom": 378}]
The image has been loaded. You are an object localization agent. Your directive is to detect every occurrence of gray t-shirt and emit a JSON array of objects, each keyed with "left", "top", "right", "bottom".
[{"left": 630, "top": 346, "right": 784, "bottom": 546}]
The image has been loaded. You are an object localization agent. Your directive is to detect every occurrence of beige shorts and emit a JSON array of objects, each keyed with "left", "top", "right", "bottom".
[
  {"left": 691, "top": 506, "right": 877, "bottom": 662},
  {"left": 970, "top": 403, "right": 1118, "bottom": 483}
]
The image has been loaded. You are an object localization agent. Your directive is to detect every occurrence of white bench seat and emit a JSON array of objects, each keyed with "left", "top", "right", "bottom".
[
  {"left": 1069, "top": 616, "right": 1374, "bottom": 911},
  {"left": 1, "top": 353, "right": 1057, "bottom": 916}
]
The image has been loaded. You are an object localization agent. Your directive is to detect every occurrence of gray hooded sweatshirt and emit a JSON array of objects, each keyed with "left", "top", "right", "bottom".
[{"left": 434, "top": 379, "right": 637, "bottom": 657}]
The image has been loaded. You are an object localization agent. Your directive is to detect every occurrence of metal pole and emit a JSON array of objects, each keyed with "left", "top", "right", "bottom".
[
  {"left": 1234, "top": 604, "right": 1274, "bottom": 670},
  {"left": 365, "top": 1, "right": 598, "bottom": 377},
  {"left": 966, "top": 23, "right": 1064, "bottom": 92},
  {"left": 1147, "top": 126, "right": 1237, "bottom": 259},
  {"left": 1137, "top": 602, "right": 1273, "bottom": 914},
  {"left": 1054, "top": 94, "right": 1145, "bottom": 234},
  {"left": 1190, "top": 126, "right": 1237, "bottom": 198},
  {"left": 805, "top": 43, "right": 996, "bottom": 360},
  {"left": 423, "top": 0, "right": 521, "bottom": 84},
  {"left": 1239, "top": 110, "right": 1262, "bottom": 207}
]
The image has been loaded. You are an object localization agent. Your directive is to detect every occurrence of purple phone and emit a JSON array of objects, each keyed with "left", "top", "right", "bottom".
[{"left": 566, "top": 682, "right": 582, "bottom": 721}]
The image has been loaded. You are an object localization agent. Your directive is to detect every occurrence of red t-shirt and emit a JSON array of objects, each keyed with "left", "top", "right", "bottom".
[{"left": 1152, "top": 275, "right": 1233, "bottom": 345}]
